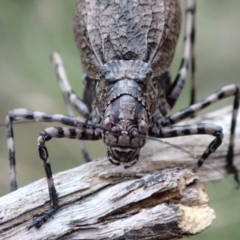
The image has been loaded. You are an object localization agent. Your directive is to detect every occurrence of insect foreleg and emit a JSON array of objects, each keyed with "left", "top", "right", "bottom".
[
  {"left": 150, "top": 123, "right": 224, "bottom": 177},
  {"left": 163, "top": 85, "right": 240, "bottom": 185},
  {"left": 167, "top": 0, "right": 196, "bottom": 109},
  {"left": 28, "top": 139, "right": 58, "bottom": 229},
  {"left": 27, "top": 126, "right": 101, "bottom": 229},
  {"left": 5, "top": 109, "right": 88, "bottom": 191}
]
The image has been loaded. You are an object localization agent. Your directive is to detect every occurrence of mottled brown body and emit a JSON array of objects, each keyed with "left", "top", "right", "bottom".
[
  {"left": 74, "top": 0, "right": 181, "bottom": 165},
  {"left": 74, "top": 0, "right": 181, "bottom": 79}
]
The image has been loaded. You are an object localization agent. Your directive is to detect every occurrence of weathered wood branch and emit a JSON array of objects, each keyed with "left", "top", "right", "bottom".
[{"left": 0, "top": 106, "right": 240, "bottom": 239}]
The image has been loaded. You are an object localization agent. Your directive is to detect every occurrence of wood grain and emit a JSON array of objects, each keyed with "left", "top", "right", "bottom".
[{"left": 0, "top": 106, "right": 239, "bottom": 239}]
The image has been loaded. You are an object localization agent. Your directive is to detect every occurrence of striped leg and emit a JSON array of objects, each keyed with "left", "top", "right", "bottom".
[
  {"left": 28, "top": 126, "right": 101, "bottom": 229},
  {"left": 51, "top": 52, "right": 91, "bottom": 162},
  {"left": 166, "top": 85, "right": 240, "bottom": 185},
  {"left": 167, "top": 0, "right": 196, "bottom": 109},
  {"left": 5, "top": 109, "right": 87, "bottom": 191},
  {"left": 190, "top": 2, "right": 196, "bottom": 108},
  {"left": 151, "top": 123, "right": 224, "bottom": 174},
  {"left": 51, "top": 52, "right": 90, "bottom": 118}
]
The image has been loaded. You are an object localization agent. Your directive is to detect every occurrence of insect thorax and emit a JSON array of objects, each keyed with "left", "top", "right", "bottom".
[
  {"left": 94, "top": 60, "right": 160, "bottom": 165},
  {"left": 96, "top": 60, "right": 159, "bottom": 116}
]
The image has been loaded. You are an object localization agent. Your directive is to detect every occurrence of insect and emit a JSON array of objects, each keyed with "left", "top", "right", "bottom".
[{"left": 3, "top": 0, "right": 239, "bottom": 230}]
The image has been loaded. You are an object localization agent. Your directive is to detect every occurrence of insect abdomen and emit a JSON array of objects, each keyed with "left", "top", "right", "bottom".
[{"left": 74, "top": 0, "right": 181, "bottom": 79}]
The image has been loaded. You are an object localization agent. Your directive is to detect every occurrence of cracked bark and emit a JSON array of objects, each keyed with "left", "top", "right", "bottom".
[{"left": 0, "top": 106, "right": 239, "bottom": 240}]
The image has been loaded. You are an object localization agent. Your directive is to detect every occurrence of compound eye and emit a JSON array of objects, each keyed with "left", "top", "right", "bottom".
[
  {"left": 111, "top": 126, "right": 121, "bottom": 136},
  {"left": 130, "top": 129, "right": 139, "bottom": 137},
  {"left": 138, "top": 120, "right": 148, "bottom": 135}
]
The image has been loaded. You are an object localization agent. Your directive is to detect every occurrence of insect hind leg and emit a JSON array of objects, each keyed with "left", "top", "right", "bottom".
[
  {"left": 6, "top": 115, "right": 17, "bottom": 191},
  {"left": 51, "top": 52, "right": 90, "bottom": 119},
  {"left": 51, "top": 52, "right": 91, "bottom": 162},
  {"left": 189, "top": 2, "right": 196, "bottom": 109},
  {"left": 167, "top": 0, "right": 196, "bottom": 113},
  {"left": 226, "top": 87, "right": 240, "bottom": 187}
]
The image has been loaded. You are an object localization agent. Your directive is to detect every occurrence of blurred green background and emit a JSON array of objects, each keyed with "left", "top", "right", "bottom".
[{"left": 0, "top": 1, "right": 240, "bottom": 239}]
